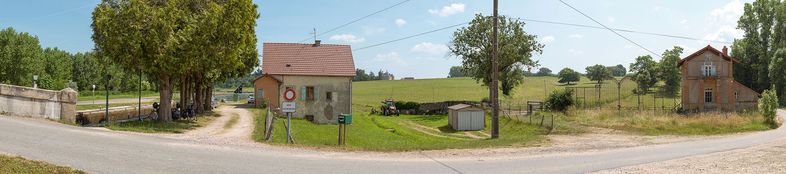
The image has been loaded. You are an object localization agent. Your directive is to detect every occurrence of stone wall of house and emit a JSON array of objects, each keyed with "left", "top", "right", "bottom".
[
  {"left": 273, "top": 75, "right": 352, "bottom": 124},
  {"left": 0, "top": 84, "right": 77, "bottom": 123}
]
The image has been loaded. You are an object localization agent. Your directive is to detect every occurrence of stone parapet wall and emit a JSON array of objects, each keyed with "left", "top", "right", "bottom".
[{"left": 0, "top": 84, "right": 77, "bottom": 123}]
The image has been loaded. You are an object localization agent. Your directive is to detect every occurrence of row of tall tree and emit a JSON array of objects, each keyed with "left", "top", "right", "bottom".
[
  {"left": 353, "top": 69, "right": 394, "bottom": 81},
  {"left": 0, "top": 27, "right": 153, "bottom": 92},
  {"left": 732, "top": 0, "right": 786, "bottom": 105},
  {"left": 91, "top": 0, "right": 260, "bottom": 121}
]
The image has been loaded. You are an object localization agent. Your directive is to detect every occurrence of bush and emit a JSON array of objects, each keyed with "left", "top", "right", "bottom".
[
  {"left": 545, "top": 88, "right": 574, "bottom": 112},
  {"left": 759, "top": 89, "right": 780, "bottom": 128},
  {"left": 394, "top": 101, "right": 420, "bottom": 110}
]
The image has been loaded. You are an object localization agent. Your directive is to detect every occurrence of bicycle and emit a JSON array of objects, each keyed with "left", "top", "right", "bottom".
[{"left": 142, "top": 102, "right": 160, "bottom": 121}]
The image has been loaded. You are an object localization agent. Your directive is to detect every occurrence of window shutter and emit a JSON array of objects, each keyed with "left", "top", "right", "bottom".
[
  {"left": 314, "top": 87, "right": 319, "bottom": 101},
  {"left": 300, "top": 86, "right": 306, "bottom": 101}
]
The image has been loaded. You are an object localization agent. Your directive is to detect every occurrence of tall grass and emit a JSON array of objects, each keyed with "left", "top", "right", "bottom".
[{"left": 565, "top": 109, "right": 771, "bottom": 135}]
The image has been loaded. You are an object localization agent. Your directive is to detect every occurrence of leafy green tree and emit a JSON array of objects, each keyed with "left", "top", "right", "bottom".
[
  {"left": 448, "top": 66, "right": 467, "bottom": 78},
  {"left": 449, "top": 14, "right": 543, "bottom": 96},
  {"left": 607, "top": 64, "right": 627, "bottom": 77},
  {"left": 38, "top": 48, "right": 73, "bottom": 90},
  {"left": 585, "top": 64, "right": 611, "bottom": 84},
  {"left": 72, "top": 52, "right": 101, "bottom": 91},
  {"left": 557, "top": 68, "right": 580, "bottom": 85},
  {"left": 770, "top": 48, "right": 786, "bottom": 106},
  {"left": 535, "top": 67, "right": 552, "bottom": 76},
  {"left": 92, "top": 0, "right": 259, "bottom": 120},
  {"left": 759, "top": 89, "right": 779, "bottom": 128},
  {"left": 658, "top": 46, "right": 683, "bottom": 96},
  {"left": 732, "top": 0, "right": 785, "bottom": 92},
  {"left": 629, "top": 55, "right": 658, "bottom": 94},
  {"left": 0, "top": 27, "right": 43, "bottom": 87}
]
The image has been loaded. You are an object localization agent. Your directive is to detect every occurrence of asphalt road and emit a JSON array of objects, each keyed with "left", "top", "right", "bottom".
[{"left": 0, "top": 110, "right": 784, "bottom": 174}]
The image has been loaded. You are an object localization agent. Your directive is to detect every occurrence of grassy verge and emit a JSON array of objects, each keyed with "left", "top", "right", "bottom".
[
  {"left": 76, "top": 102, "right": 154, "bottom": 111},
  {"left": 105, "top": 112, "right": 220, "bottom": 133},
  {"left": 250, "top": 108, "right": 547, "bottom": 151},
  {"left": 563, "top": 109, "right": 771, "bottom": 135},
  {"left": 0, "top": 154, "right": 85, "bottom": 174}
]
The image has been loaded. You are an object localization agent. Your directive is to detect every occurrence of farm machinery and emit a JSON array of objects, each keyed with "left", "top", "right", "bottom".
[{"left": 377, "top": 99, "right": 400, "bottom": 116}]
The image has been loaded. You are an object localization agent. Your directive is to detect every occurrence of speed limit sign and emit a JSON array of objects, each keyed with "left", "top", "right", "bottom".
[{"left": 283, "top": 88, "right": 296, "bottom": 101}]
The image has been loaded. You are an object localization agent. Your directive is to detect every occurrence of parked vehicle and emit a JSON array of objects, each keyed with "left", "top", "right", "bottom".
[
  {"left": 380, "top": 99, "right": 400, "bottom": 116},
  {"left": 248, "top": 96, "right": 254, "bottom": 104}
]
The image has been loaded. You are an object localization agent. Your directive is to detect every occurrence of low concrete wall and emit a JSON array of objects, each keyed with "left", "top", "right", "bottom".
[{"left": 0, "top": 84, "right": 77, "bottom": 123}]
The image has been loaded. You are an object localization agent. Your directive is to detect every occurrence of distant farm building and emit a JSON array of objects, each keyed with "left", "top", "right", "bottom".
[
  {"left": 678, "top": 45, "right": 759, "bottom": 111},
  {"left": 402, "top": 77, "right": 415, "bottom": 80},
  {"left": 253, "top": 40, "right": 355, "bottom": 124},
  {"left": 447, "top": 104, "right": 485, "bottom": 131}
]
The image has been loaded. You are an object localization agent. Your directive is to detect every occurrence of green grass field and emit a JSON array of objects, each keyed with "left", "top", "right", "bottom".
[
  {"left": 564, "top": 109, "right": 770, "bottom": 135},
  {"left": 0, "top": 155, "right": 85, "bottom": 174},
  {"left": 250, "top": 107, "right": 547, "bottom": 151}
]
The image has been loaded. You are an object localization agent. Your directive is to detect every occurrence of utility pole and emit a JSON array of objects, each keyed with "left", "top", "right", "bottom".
[
  {"left": 138, "top": 67, "right": 142, "bottom": 121},
  {"left": 491, "top": 0, "right": 500, "bottom": 139}
]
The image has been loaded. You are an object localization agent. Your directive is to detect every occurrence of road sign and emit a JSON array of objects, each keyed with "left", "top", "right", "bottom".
[
  {"left": 282, "top": 102, "right": 296, "bottom": 113},
  {"left": 283, "top": 88, "right": 296, "bottom": 101}
]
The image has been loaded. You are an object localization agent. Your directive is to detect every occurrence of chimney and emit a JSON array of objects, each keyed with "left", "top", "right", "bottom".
[
  {"left": 313, "top": 40, "right": 321, "bottom": 47},
  {"left": 722, "top": 46, "right": 728, "bottom": 56}
]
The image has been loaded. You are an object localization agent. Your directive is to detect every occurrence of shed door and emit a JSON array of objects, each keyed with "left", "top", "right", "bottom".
[
  {"left": 471, "top": 111, "right": 485, "bottom": 130},
  {"left": 458, "top": 112, "right": 471, "bottom": 131}
]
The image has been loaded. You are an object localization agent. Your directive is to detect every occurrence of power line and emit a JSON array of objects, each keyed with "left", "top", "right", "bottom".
[
  {"left": 519, "top": 18, "right": 732, "bottom": 44},
  {"left": 297, "top": 0, "right": 411, "bottom": 43},
  {"left": 558, "top": 0, "right": 662, "bottom": 57},
  {"left": 352, "top": 17, "right": 728, "bottom": 53},
  {"left": 353, "top": 22, "right": 468, "bottom": 51}
]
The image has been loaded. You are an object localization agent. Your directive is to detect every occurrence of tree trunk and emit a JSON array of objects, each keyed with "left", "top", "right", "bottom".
[
  {"left": 158, "top": 75, "right": 173, "bottom": 122},
  {"left": 194, "top": 74, "right": 204, "bottom": 114},
  {"left": 180, "top": 76, "right": 187, "bottom": 109},
  {"left": 204, "top": 86, "right": 213, "bottom": 112}
]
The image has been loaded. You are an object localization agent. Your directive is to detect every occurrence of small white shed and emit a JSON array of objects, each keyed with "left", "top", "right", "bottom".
[{"left": 448, "top": 104, "right": 485, "bottom": 131}]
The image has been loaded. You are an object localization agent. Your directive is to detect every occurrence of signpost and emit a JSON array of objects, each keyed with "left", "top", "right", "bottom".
[
  {"left": 282, "top": 88, "right": 297, "bottom": 144},
  {"left": 337, "top": 114, "right": 352, "bottom": 145}
]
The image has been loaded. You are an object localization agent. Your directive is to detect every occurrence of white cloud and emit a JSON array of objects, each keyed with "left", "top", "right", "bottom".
[
  {"left": 372, "top": 52, "right": 404, "bottom": 64},
  {"left": 411, "top": 42, "right": 448, "bottom": 55},
  {"left": 395, "top": 19, "right": 407, "bottom": 27},
  {"left": 703, "top": 0, "right": 745, "bottom": 43},
  {"left": 652, "top": 6, "right": 662, "bottom": 11},
  {"left": 710, "top": 0, "right": 744, "bottom": 23},
  {"left": 607, "top": 17, "right": 616, "bottom": 23},
  {"left": 329, "top": 34, "right": 365, "bottom": 43},
  {"left": 568, "top": 49, "right": 584, "bottom": 55},
  {"left": 429, "top": 3, "right": 465, "bottom": 17},
  {"left": 540, "top": 36, "right": 555, "bottom": 44},
  {"left": 362, "top": 27, "right": 386, "bottom": 35},
  {"left": 680, "top": 19, "right": 688, "bottom": 24},
  {"left": 703, "top": 25, "right": 744, "bottom": 42},
  {"left": 569, "top": 34, "right": 584, "bottom": 39}
]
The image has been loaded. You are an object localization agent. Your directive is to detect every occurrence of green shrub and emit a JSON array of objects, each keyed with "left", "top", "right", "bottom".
[
  {"left": 545, "top": 88, "right": 574, "bottom": 112},
  {"left": 394, "top": 101, "right": 420, "bottom": 110},
  {"left": 759, "top": 89, "right": 780, "bottom": 128}
]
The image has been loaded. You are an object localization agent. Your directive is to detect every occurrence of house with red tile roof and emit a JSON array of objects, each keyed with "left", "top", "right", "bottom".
[
  {"left": 679, "top": 45, "right": 759, "bottom": 111},
  {"left": 253, "top": 40, "right": 355, "bottom": 123}
]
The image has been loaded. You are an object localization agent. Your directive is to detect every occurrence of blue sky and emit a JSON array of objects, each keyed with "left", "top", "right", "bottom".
[{"left": 0, "top": 0, "right": 750, "bottom": 78}]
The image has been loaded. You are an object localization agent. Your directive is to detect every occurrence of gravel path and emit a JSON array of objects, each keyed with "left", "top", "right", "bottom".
[{"left": 165, "top": 104, "right": 259, "bottom": 146}]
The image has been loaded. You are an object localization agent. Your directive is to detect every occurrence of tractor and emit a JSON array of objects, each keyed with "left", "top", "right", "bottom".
[{"left": 380, "top": 99, "right": 400, "bottom": 116}]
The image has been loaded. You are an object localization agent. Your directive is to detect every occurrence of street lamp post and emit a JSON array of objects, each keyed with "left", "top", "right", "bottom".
[
  {"left": 32, "top": 75, "right": 38, "bottom": 89},
  {"left": 92, "top": 85, "right": 96, "bottom": 105}
]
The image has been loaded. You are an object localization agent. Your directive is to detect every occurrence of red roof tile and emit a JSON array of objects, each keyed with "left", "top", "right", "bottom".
[{"left": 262, "top": 42, "right": 356, "bottom": 77}]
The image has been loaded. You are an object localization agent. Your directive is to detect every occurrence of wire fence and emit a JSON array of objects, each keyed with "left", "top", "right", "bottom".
[{"left": 498, "top": 78, "right": 681, "bottom": 118}]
